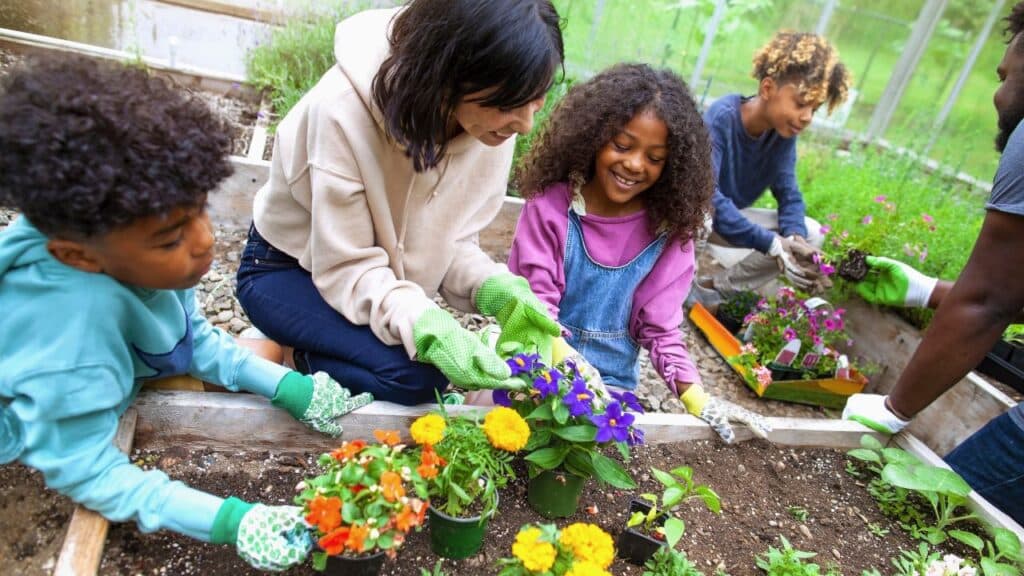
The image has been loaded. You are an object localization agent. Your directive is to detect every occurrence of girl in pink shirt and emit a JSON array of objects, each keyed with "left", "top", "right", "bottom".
[{"left": 510, "top": 63, "right": 770, "bottom": 442}]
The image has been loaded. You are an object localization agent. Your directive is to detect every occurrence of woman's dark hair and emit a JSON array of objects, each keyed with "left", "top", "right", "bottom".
[
  {"left": 515, "top": 63, "right": 713, "bottom": 242},
  {"left": 372, "top": 0, "right": 563, "bottom": 172},
  {"left": 0, "top": 54, "right": 232, "bottom": 239}
]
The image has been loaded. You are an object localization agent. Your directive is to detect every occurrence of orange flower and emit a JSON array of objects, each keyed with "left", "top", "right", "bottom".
[
  {"left": 331, "top": 439, "right": 366, "bottom": 461},
  {"left": 380, "top": 471, "right": 405, "bottom": 502},
  {"left": 417, "top": 463, "right": 440, "bottom": 479},
  {"left": 411, "top": 498, "right": 428, "bottom": 524},
  {"left": 374, "top": 429, "right": 401, "bottom": 446},
  {"left": 420, "top": 444, "right": 446, "bottom": 467},
  {"left": 346, "top": 524, "right": 370, "bottom": 553},
  {"left": 318, "top": 526, "right": 350, "bottom": 556},
  {"left": 305, "top": 495, "right": 343, "bottom": 534},
  {"left": 395, "top": 505, "right": 418, "bottom": 531}
]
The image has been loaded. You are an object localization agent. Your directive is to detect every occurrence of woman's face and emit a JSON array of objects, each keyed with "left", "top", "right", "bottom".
[{"left": 453, "top": 89, "right": 546, "bottom": 146}]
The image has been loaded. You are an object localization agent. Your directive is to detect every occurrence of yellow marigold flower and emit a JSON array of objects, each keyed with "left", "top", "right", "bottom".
[
  {"left": 409, "top": 414, "right": 446, "bottom": 446},
  {"left": 482, "top": 407, "right": 530, "bottom": 452},
  {"left": 559, "top": 523, "right": 615, "bottom": 568},
  {"left": 566, "top": 561, "right": 612, "bottom": 576},
  {"left": 512, "top": 527, "right": 556, "bottom": 572}
]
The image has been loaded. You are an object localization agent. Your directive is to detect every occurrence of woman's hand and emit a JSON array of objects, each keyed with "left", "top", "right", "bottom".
[{"left": 475, "top": 273, "right": 561, "bottom": 362}]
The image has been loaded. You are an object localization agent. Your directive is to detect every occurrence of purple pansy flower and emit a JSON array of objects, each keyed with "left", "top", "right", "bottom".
[
  {"left": 491, "top": 389, "right": 512, "bottom": 407},
  {"left": 562, "top": 378, "right": 594, "bottom": 417},
  {"left": 627, "top": 426, "right": 645, "bottom": 447},
  {"left": 611, "top": 390, "right": 644, "bottom": 414},
  {"left": 533, "top": 369, "right": 561, "bottom": 398},
  {"left": 507, "top": 353, "right": 541, "bottom": 376},
  {"left": 591, "top": 402, "right": 635, "bottom": 443}
]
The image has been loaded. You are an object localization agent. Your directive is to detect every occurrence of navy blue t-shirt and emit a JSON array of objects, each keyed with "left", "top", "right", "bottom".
[{"left": 704, "top": 94, "right": 808, "bottom": 253}]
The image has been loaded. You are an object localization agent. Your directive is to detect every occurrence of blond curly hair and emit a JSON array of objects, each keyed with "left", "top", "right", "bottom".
[{"left": 752, "top": 31, "right": 852, "bottom": 113}]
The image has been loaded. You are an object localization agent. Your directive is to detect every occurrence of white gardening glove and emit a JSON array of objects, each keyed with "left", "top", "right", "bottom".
[
  {"left": 680, "top": 384, "right": 771, "bottom": 443},
  {"left": 768, "top": 235, "right": 815, "bottom": 289},
  {"left": 856, "top": 256, "right": 938, "bottom": 308},
  {"left": 842, "top": 393, "right": 911, "bottom": 434}
]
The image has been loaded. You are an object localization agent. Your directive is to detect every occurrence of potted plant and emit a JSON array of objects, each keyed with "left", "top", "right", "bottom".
[
  {"left": 617, "top": 466, "right": 720, "bottom": 566},
  {"left": 493, "top": 345, "right": 643, "bottom": 518},
  {"left": 715, "top": 290, "right": 761, "bottom": 335},
  {"left": 497, "top": 522, "right": 616, "bottom": 575},
  {"left": 295, "top": 432, "right": 430, "bottom": 574},
  {"left": 976, "top": 324, "right": 1024, "bottom": 394},
  {"left": 408, "top": 404, "right": 526, "bottom": 559}
]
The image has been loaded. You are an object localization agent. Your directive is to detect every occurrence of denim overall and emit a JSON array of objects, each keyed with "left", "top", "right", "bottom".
[{"left": 558, "top": 209, "right": 667, "bottom": 390}]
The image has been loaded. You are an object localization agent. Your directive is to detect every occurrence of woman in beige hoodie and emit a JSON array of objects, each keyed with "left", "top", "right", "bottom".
[{"left": 236, "top": 0, "right": 565, "bottom": 405}]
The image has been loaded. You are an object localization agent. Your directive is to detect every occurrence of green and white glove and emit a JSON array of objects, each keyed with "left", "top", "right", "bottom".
[
  {"left": 414, "top": 307, "right": 515, "bottom": 390},
  {"left": 680, "top": 384, "right": 771, "bottom": 444},
  {"left": 211, "top": 497, "right": 312, "bottom": 572},
  {"left": 856, "top": 256, "right": 938, "bottom": 308},
  {"left": 476, "top": 273, "right": 561, "bottom": 364},
  {"left": 842, "top": 393, "right": 910, "bottom": 434},
  {"left": 272, "top": 371, "right": 373, "bottom": 437}
]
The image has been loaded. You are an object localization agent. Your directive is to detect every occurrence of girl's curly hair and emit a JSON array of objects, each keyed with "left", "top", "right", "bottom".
[
  {"left": 515, "top": 63, "right": 713, "bottom": 241},
  {"left": 0, "top": 54, "right": 233, "bottom": 239},
  {"left": 751, "top": 31, "right": 851, "bottom": 114}
]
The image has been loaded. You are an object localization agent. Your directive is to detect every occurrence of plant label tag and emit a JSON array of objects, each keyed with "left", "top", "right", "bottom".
[
  {"left": 773, "top": 339, "right": 801, "bottom": 367},
  {"left": 804, "top": 297, "right": 831, "bottom": 311},
  {"left": 835, "top": 354, "right": 850, "bottom": 380},
  {"left": 801, "top": 353, "right": 820, "bottom": 369}
]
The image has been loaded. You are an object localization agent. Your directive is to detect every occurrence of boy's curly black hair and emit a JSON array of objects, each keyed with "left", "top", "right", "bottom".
[
  {"left": 1007, "top": 1, "right": 1024, "bottom": 46},
  {"left": 751, "top": 31, "right": 851, "bottom": 114},
  {"left": 0, "top": 54, "right": 233, "bottom": 239},
  {"left": 514, "top": 63, "right": 712, "bottom": 241}
]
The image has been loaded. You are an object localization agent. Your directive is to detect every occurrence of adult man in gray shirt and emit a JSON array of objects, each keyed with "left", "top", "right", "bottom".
[{"left": 843, "top": 2, "right": 1024, "bottom": 526}]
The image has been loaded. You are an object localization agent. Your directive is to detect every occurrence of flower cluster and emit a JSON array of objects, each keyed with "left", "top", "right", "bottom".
[
  {"left": 409, "top": 406, "right": 523, "bottom": 519},
  {"left": 498, "top": 523, "right": 615, "bottom": 576},
  {"left": 730, "top": 286, "right": 862, "bottom": 386},
  {"left": 297, "top": 434, "right": 430, "bottom": 570},
  {"left": 495, "top": 349, "right": 643, "bottom": 490}
]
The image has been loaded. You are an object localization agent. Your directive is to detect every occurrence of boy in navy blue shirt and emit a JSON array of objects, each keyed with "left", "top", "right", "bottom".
[{"left": 700, "top": 32, "right": 851, "bottom": 295}]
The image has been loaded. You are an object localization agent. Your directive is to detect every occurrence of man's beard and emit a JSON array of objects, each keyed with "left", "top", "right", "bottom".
[{"left": 996, "top": 99, "right": 1024, "bottom": 152}]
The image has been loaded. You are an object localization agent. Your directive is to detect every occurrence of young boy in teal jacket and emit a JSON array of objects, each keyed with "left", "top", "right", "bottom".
[{"left": 0, "top": 55, "right": 371, "bottom": 571}]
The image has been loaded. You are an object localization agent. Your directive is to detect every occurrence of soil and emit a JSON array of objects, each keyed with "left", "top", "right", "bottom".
[
  {"left": 836, "top": 250, "right": 869, "bottom": 283},
  {"left": 2, "top": 440, "right": 947, "bottom": 576}
]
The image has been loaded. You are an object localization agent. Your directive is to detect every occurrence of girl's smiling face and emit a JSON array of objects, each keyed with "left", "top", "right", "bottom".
[{"left": 582, "top": 109, "right": 668, "bottom": 217}]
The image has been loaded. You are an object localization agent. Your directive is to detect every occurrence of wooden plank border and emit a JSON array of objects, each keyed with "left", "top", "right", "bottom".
[
  {"left": 157, "top": 0, "right": 288, "bottom": 23},
  {"left": 54, "top": 410, "right": 138, "bottom": 576}
]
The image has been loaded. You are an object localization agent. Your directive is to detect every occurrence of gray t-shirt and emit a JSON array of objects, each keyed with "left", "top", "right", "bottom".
[{"left": 986, "top": 123, "right": 1024, "bottom": 426}]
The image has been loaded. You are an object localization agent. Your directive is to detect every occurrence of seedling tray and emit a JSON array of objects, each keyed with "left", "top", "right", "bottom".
[
  {"left": 976, "top": 340, "right": 1024, "bottom": 394},
  {"left": 688, "top": 302, "right": 867, "bottom": 409}
]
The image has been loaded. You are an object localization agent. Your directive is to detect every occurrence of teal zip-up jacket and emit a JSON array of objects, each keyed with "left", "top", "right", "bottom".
[{"left": 0, "top": 217, "right": 291, "bottom": 541}]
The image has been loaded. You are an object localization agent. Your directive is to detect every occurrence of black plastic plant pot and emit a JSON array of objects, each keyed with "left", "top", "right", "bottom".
[
  {"left": 714, "top": 310, "right": 744, "bottom": 335},
  {"left": 616, "top": 498, "right": 667, "bottom": 566},
  {"left": 322, "top": 550, "right": 386, "bottom": 576},
  {"left": 767, "top": 362, "right": 804, "bottom": 382},
  {"left": 976, "top": 344, "right": 1024, "bottom": 394}
]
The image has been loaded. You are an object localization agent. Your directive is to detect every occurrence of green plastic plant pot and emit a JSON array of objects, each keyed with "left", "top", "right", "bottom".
[
  {"left": 427, "top": 502, "right": 493, "bottom": 559},
  {"left": 527, "top": 469, "right": 586, "bottom": 518}
]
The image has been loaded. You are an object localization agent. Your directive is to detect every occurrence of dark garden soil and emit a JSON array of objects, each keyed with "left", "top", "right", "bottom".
[{"left": 2, "top": 439, "right": 946, "bottom": 576}]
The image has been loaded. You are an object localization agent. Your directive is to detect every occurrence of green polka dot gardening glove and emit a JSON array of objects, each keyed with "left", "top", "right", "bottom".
[
  {"left": 856, "top": 256, "right": 938, "bottom": 308},
  {"left": 211, "top": 497, "right": 312, "bottom": 572},
  {"left": 272, "top": 371, "right": 373, "bottom": 437},
  {"left": 475, "top": 273, "right": 561, "bottom": 364},
  {"left": 413, "top": 307, "right": 516, "bottom": 390}
]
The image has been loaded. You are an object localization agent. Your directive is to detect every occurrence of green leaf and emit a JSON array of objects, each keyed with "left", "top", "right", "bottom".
[
  {"left": 591, "top": 452, "right": 636, "bottom": 489},
  {"left": 670, "top": 466, "right": 694, "bottom": 483},
  {"left": 525, "top": 446, "right": 570, "bottom": 470},
  {"left": 524, "top": 428, "right": 552, "bottom": 451},
  {"left": 662, "top": 486, "right": 685, "bottom": 509},
  {"left": 995, "top": 528, "right": 1023, "bottom": 558},
  {"left": 551, "top": 425, "right": 598, "bottom": 442},
  {"left": 553, "top": 402, "right": 570, "bottom": 425},
  {"left": 860, "top": 434, "right": 884, "bottom": 452},
  {"left": 526, "top": 403, "right": 553, "bottom": 421},
  {"left": 881, "top": 447, "right": 919, "bottom": 466},
  {"left": 651, "top": 467, "right": 677, "bottom": 488},
  {"left": 882, "top": 463, "right": 971, "bottom": 497},
  {"left": 663, "top": 517, "right": 686, "bottom": 548},
  {"left": 694, "top": 485, "right": 722, "bottom": 514},
  {"left": 312, "top": 551, "right": 327, "bottom": 572},
  {"left": 627, "top": 511, "right": 646, "bottom": 528},
  {"left": 847, "top": 449, "right": 881, "bottom": 464},
  {"left": 949, "top": 529, "right": 984, "bottom": 551},
  {"left": 565, "top": 448, "right": 596, "bottom": 477}
]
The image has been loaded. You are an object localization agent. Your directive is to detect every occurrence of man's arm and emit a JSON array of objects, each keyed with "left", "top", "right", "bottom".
[{"left": 888, "top": 209, "right": 1024, "bottom": 417}]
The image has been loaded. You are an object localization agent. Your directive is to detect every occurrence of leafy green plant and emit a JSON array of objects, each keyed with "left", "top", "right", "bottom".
[
  {"left": 881, "top": 459, "right": 979, "bottom": 544},
  {"left": 1003, "top": 324, "right": 1024, "bottom": 346},
  {"left": 891, "top": 542, "right": 940, "bottom": 576},
  {"left": 627, "top": 466, "right": 721, "bottom": 548},
  {"left": 867, "top": 522, "right": 890, "bottom": 538},
  {"left": 949, "top": 527, "right": 1024, "bottom": 576},
  {"left": 419, "top": 560, "right": 448, "bottom": 576},
  {"left": 643, "top": 546, "right": 705, "bottom": 576},
  {"left": 756, "top": 536, "right": 840, "bottom": 576},
  {"left": 787, "top": 506, "right": 809, "bottom": 522}
]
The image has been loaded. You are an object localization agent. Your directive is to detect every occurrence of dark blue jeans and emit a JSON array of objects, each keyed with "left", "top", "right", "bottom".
[
  {"left": 945, "top": 408, "right": 1024, "bottom": 526},
  {"left": 235, "top": 224, "right": 447, "bottom": 405}
]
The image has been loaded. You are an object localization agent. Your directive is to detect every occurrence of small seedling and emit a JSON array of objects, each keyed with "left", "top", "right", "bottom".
[
  {"left": 756, "top": 535, "right": 840, "bottom": 576},
  {"left": 867, "top": 523, "right": 890, "bottom": 538},
  {"left": 642, "top": 547, "right": 705, "bottom": 576},
  {"left": 419, "top": 560, "right": 448, "bottom": 576},
  {"left": 787, "top": 506, "right": 809, "bottom": 522},
  {"left": 949, "top": 527, "right": 1024, "bottom": 576},
  {"left": 627, "top": 466, "right": 721, "bottom": 548}
]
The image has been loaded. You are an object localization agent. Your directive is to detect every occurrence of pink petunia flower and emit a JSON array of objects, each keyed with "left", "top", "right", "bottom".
[
  {"left": 921, "top": 213, "right": 934, "bottom": 224},
  {"left": 861, "top": 215, "right": 873, "bottom": 225},
  {"left": 873, "top": 195, "right": 887, "bottom": 203}
]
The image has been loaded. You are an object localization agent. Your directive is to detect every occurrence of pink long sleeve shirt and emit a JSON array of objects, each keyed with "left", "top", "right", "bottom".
[{"left": 508, "top": 182, "right": 701, "bottom": 391}]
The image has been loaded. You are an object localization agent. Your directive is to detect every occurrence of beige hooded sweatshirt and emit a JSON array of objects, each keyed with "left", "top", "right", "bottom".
[{"left": 252, "top": 7, "right": 512, "bottom": 358}]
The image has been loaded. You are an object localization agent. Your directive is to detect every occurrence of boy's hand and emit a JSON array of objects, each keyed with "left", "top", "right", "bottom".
[
  {"left": 769, "top": 235, "right": 815, "bottom": 289},
  {"left": 856, "top": 256, "right": 938, "bottom": 308},
  {"left": 680, "top": 384, "right": 771, "bottom": 444},
  {"left": 212, "top": 498, "right": 312, "bottom": 572},
  {"left": 272, "top": 372, "right": 373, "bottom": 437},
  {"left": 842, "top": 393, "right": 910, "bottom": 434},
  {"left": 475, "top": 273, "right": 561, "bottom": 363},
  {"left": 414, "top": 308, "right": 516, "bottom": 390}
]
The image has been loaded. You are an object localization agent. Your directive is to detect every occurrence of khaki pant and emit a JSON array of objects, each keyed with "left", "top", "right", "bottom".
[{"left": 702, "top": 208, "right": 824, "bottom": 293}]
